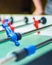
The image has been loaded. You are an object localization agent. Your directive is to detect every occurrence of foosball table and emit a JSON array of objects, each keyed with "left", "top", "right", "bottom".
[{"left": 0, "top": 15, "right": 52, "bottom": 65}]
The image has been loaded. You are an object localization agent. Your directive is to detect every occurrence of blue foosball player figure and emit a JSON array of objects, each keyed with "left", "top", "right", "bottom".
[{"left": 1, "top": 19, "right": 22, "bottom": 46}]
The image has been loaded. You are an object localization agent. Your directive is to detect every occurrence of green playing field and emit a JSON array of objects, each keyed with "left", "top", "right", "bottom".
[
  {"left": 0, "top": 32, "right": 52, "bottom": 65},
  {"left": 0, "top": 15, "right": 52, "bottom": 65}
]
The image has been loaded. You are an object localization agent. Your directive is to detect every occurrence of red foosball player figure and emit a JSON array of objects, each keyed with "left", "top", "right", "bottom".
[
  {"left": 2, "top": 19, "right": 14, "bottom": 32},
  {"left": 33, "top": 17, "right": 40, "bottom": 34},
  {"left": 8, "top": 22, "right": 14, "bottom": 32}
]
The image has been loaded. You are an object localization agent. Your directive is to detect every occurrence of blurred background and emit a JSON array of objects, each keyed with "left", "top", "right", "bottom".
[{"left": 0, "top": 0, "right": 47, "bottom": 14}]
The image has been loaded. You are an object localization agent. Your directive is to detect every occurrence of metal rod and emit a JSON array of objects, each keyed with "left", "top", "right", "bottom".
[
  {"left": 0, "top": 19, "right": 24, "bottom": 26},
  {"left": 0, "top": 24, "right": 52, "bottom": 43},
  {"left": 0, "top": 22, "right": 32, "bottom": 32},
  {"left": 0, "top": 38, "right": 52, "bottom": 65},
  {"left": 0, "top": 54, "right": 16, "bottom": 65},
  {"left": 0, "top": 17, "right": 23, "bottom": 26},
  {"left": 36, "top": 38, "right": 52, "bottom": 49},
  {"left": 22, "top": 24, "right": 52, "bottom": 37},
  {"left": 0, "top": 16, "right": 28, "bottom": 26}
]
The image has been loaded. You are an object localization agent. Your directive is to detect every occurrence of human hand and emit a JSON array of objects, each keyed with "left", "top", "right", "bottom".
[{"left": 32, "top": 9, "right": 43, "bottom": 15}]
